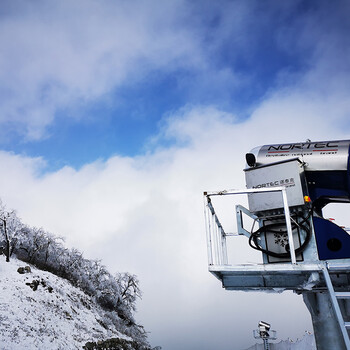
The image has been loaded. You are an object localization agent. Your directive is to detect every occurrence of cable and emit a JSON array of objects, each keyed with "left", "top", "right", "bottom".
[{"left": 248, "top": 210, "right": 312, "bottom": 259}]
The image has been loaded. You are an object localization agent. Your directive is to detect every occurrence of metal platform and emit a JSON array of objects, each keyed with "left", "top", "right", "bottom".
[
  {"left": 209, "top": 262, "right": 350, "bottom": 292},
  {"left": 204, "top": 188, "right": 350, "bottom": 294}
]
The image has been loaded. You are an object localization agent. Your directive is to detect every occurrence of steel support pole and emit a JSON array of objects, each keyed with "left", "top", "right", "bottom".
[
  {"left": 303, "top": 291, "right": 347, "bottom": 350},
  {"left": 263, "top": 338, "right": 269, "bottom": 350},
  {"left": 281, "top": 188, "right": 296, "bottom": 264}
]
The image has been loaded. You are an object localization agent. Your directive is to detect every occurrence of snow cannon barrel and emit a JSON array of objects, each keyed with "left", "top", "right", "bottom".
[{"left": 245, "top": 140, "right": 350, "bottom": 209}]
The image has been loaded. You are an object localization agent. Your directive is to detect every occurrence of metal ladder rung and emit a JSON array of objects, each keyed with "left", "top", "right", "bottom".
[
  {"left": 335, "top": 292, "right": 350, "bottom": 299},
  {"left": 345, "top": 322, "right": 350, "bottom": 329}
]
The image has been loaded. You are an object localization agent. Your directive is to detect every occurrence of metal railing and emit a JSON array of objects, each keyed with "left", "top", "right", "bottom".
[{"left": 204, "top": 187, "right": 297, "bottom": 266}]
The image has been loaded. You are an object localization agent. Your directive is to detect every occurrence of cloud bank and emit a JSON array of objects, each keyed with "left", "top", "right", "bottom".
[
  {"left": 1, "top": 97, "right": 350, "bottom": 349},
  {"left": 0, "top": 0, "right": 204, "bottom": 139},
  {"left": 1, "top": 0, "right": 349, "bottom": 142}
]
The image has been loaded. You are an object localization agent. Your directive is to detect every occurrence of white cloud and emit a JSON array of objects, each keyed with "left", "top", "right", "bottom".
[
  {"left": 0, "top": 0, "right": 205, "bottom": 140},
  {"left": 1, "top": 95, "right": 350, "bottom": 348},
  {"left": 1, "top": 25, "right": 350, "bottom": 344},
  {"left": 1, "top": 0, "right": 349, "bottom": 143}
]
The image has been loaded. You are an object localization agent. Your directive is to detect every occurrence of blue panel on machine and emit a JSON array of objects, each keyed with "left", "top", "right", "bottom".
[{"left": 313, "top": 216, "right": 350, "bottom": 260}]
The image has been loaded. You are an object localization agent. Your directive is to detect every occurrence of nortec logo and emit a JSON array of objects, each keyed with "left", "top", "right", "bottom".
[
  {"left": 252, "top": 178, "right": 295, "bottom": 189},
  {"left": 267, "top": 142, "right": 338, "bottom": 151}
]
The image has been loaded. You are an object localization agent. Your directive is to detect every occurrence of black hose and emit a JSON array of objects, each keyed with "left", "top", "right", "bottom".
[{"left": 248, "top": 211, "right": 312, "bottom": 259}]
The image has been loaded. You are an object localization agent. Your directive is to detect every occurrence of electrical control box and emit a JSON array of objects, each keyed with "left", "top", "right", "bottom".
[{"left": 245, "top": 158, "right": 307, "bottom": 213}]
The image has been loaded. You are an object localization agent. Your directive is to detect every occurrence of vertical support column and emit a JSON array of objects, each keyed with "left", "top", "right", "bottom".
[
  {"left": 204, "top": 200, "right": 213, "bottom": 266},
  {"left": 281, "top": 188, "right": 296, "bottom": 264},
  {"left": 263, "top": 338, "right": 269, "bottom": 350},
  {"left": 303, "top": 291, "right": 347, "bottom": 350},
  {"left": 221, "top": 231, "right": 228, "bottom": 265}
]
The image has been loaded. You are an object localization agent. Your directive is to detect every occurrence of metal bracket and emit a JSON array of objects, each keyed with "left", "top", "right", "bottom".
[{"left": 236, "top": 204, "right": 258, "bottom": 238}]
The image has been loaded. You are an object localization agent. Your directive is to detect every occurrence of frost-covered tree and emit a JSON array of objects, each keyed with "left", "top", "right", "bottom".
[
  {"left": 0, "top": 215, "right": 10, "bottom": 262},
  {"left": 116, "top": 273, "right": 142, "bottom": 312},
  {"left": 0, "top": 202, "right": 23, "bottom": 262}
]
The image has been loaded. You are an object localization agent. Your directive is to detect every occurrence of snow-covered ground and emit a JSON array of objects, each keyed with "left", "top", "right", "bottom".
[
  {"left": 0, "top": 257, "right": 130, "bottom": 350},
  {"left": 244, "top": 333, "right": 316, "bottom": 350}
]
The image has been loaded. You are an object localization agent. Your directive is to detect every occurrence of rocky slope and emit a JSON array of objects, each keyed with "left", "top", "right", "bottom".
[{"left": 0, "top": 258, "right": 144, "bottom": 350}]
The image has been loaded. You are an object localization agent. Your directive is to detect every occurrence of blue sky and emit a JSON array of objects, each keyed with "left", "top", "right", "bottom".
[
  {"left": 0, "top": 0, "right": 334, "bottom": 170},
  {"left": 1, "top": 1, "right": 350, "bottom": 350}
]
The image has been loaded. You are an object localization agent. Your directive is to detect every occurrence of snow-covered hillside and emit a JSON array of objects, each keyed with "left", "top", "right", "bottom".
[{"left": 0, "top": 258, "right": 138, "bottom": 350}]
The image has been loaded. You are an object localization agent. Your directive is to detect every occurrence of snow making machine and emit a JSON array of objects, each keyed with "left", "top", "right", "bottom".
[{"left": 204, "top": 140, "right": 350, "bottom": 350}]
